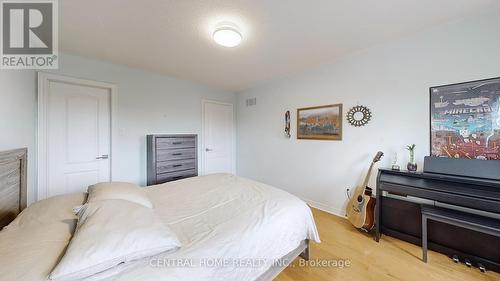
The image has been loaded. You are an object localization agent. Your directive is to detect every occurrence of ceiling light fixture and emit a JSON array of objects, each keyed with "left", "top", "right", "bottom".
[{"left": 213, "top": 22, "right": 242, "bottom": 47}]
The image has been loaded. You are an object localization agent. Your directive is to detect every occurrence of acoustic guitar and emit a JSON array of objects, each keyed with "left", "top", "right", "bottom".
[{"left": 346, "top": 151, "right": 384, "bottom": 232}]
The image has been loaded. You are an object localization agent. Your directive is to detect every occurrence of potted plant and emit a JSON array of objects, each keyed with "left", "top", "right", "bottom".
[{"left": 406, "top": 144, "right": 417, "bottom": 171}]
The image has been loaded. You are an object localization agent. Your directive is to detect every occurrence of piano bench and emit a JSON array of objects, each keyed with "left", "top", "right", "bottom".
[{"left": 421, "top": 205, "right": 500, "bottom": 263}]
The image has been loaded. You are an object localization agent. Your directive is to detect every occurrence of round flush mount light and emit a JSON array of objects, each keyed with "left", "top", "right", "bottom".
[{"left": 213, "top": 22, "right": 242, "bottom": 47}]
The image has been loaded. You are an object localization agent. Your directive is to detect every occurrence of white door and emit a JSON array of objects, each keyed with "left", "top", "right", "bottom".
[
  {"left": 202, "top": 101, "right": 235, "bottom": 174},
  {"left": 43, "top": 78, "right": 111, "bottom": 197}
]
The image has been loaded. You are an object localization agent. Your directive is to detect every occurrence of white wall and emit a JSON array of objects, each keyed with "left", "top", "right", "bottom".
[
  {"left": 0, "top": 53, "right": 235, "bottom": 203},
  {"left": 2, "top": 11, "right": 499, "bottom": 211},
  {"left": 0, "top": 71, "right": 37, "bottom": 203},
  {"left": 236, "top": 12, "right": 500, "bottom": 216}
]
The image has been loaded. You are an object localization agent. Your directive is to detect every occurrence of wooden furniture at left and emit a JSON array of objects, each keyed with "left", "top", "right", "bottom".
[{"left": 0, "top": 148, "right": 27, "bottom": 229}]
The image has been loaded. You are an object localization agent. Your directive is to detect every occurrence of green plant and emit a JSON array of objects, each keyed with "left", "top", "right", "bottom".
[{"left": 406, "top": 144, "right": 416, "bottom": 163}]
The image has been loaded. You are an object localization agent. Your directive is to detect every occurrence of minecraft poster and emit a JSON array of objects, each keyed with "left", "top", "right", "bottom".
[{"left": 430, "top": 77, "right": 500, "bottom": 160}]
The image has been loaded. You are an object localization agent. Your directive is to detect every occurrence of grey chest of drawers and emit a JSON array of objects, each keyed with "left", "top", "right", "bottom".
[{"left": 146, "top": 134, "right": 198, "bottom": 186}]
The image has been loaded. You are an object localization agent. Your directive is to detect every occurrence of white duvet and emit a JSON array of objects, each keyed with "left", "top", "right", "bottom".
[{"left": 0, "top": 174, "right": 320, "bottom": 281}]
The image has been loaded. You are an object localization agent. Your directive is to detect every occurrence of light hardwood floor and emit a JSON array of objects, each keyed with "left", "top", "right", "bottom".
[{"left": 276, "top": 208, "right": 500, "bottom": 281}]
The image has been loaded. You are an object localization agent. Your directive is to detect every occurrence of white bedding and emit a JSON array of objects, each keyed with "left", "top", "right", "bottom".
[{"left": 0, "top": 174, "right": 320, "bottom": 281}]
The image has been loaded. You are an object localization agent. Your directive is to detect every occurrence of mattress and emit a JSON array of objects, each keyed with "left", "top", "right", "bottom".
[{"left": 0, "top": 173, "right": 320, "bottom": 281}]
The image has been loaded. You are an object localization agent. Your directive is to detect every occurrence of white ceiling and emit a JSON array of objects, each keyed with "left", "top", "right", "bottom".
[{"left": 60, "top": 0, "right": 497, "bottom": 92}]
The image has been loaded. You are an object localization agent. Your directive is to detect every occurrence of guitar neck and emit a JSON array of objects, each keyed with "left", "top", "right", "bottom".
[{"left": 361, "top": 161, "right": 376, "bottom": 189}]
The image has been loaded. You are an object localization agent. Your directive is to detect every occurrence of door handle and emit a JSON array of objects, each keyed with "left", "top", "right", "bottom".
[
  {"left": 96, "top": 154, "right": 109, "bottom": 159},
  {"left": 205, "top": 148, "right": 213, "bottom": 152}
]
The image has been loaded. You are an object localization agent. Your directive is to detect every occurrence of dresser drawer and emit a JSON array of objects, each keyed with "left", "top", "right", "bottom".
[
  {"left": 156, "top": 148, "right": 196, "bottom": 161},
  {"left": 156, "top": 169, "right": 196, "bottom": 183},
  {"left": 156, "top": 159, "right": 196, "bottom": 174},
  {"left": 156, "top": 137, "right": 196, "bottom": 149},
  {"left": 147, "top": 134, "right": 198, "bottom": 186}
]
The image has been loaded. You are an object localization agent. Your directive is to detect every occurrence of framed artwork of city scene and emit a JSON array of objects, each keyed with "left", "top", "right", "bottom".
[{"left": 297, "top": 104, "right": 342, "bottom": 140}]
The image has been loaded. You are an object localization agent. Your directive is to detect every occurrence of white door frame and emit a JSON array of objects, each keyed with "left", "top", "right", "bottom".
[
  {"left": 201, "top": 99, "right": 235, "bottom": 175},
  {"left": 37, "top": 72, "right": 118, "bottom": 200}
]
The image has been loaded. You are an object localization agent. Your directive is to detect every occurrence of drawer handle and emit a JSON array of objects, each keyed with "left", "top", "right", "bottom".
[
  {"left": 172, "top": 164, "right": 182, "bottom": 167},
  {"left": 171, "top": 176, "right": 183, "bottom": 180},
  {"left": 172, "top": 153, "right": 182, "bottom": 156},
  {"left": 172, "top": 142, "right": 182, "bottom": 145}
]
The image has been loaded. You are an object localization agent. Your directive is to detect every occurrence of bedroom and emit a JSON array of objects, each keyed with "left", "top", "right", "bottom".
[{"left": 0, "top": 0, "right": 499, "bottom": 280}]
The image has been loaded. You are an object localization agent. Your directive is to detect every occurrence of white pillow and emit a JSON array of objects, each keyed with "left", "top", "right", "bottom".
[
  {"left": 87, "top": 182, "right": 153, "bottom": 208},
  {"left": 49, "top": 200, "right": 181, "bottom": 281}
]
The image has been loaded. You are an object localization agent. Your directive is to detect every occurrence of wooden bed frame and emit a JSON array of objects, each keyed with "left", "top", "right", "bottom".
[{"left": 0, "top": 148, "right": 27, "bottom": 229}]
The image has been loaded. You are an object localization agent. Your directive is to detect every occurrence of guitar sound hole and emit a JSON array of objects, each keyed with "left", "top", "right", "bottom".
[{"left": 357, "top": 195, "right": 363, "bottom": 202}]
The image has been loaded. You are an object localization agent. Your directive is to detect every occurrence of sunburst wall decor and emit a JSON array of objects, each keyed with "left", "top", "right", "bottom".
[{"left": 346, "top": 105, "right": 372, "bottom": 127}]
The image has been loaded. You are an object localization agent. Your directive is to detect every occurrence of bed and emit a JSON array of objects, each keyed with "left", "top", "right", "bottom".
[{"left": 0, "top": 148, "right": 320, "bottom": 281}]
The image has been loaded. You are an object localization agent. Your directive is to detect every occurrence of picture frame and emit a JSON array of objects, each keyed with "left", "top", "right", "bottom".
[
  {"left": 429, "top": 77, "right": 500, "bottom": 160},
  {"left": 297, "top": 104, "right": 343, "bottom": 140}
]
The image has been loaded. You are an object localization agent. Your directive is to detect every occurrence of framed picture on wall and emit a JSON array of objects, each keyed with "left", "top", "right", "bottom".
[
  {"left": 430, "top": 77, "right": 500, "bottom": 160},
  {"left": 297, "top": 104, "right": 342, "bottom": 140}
]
